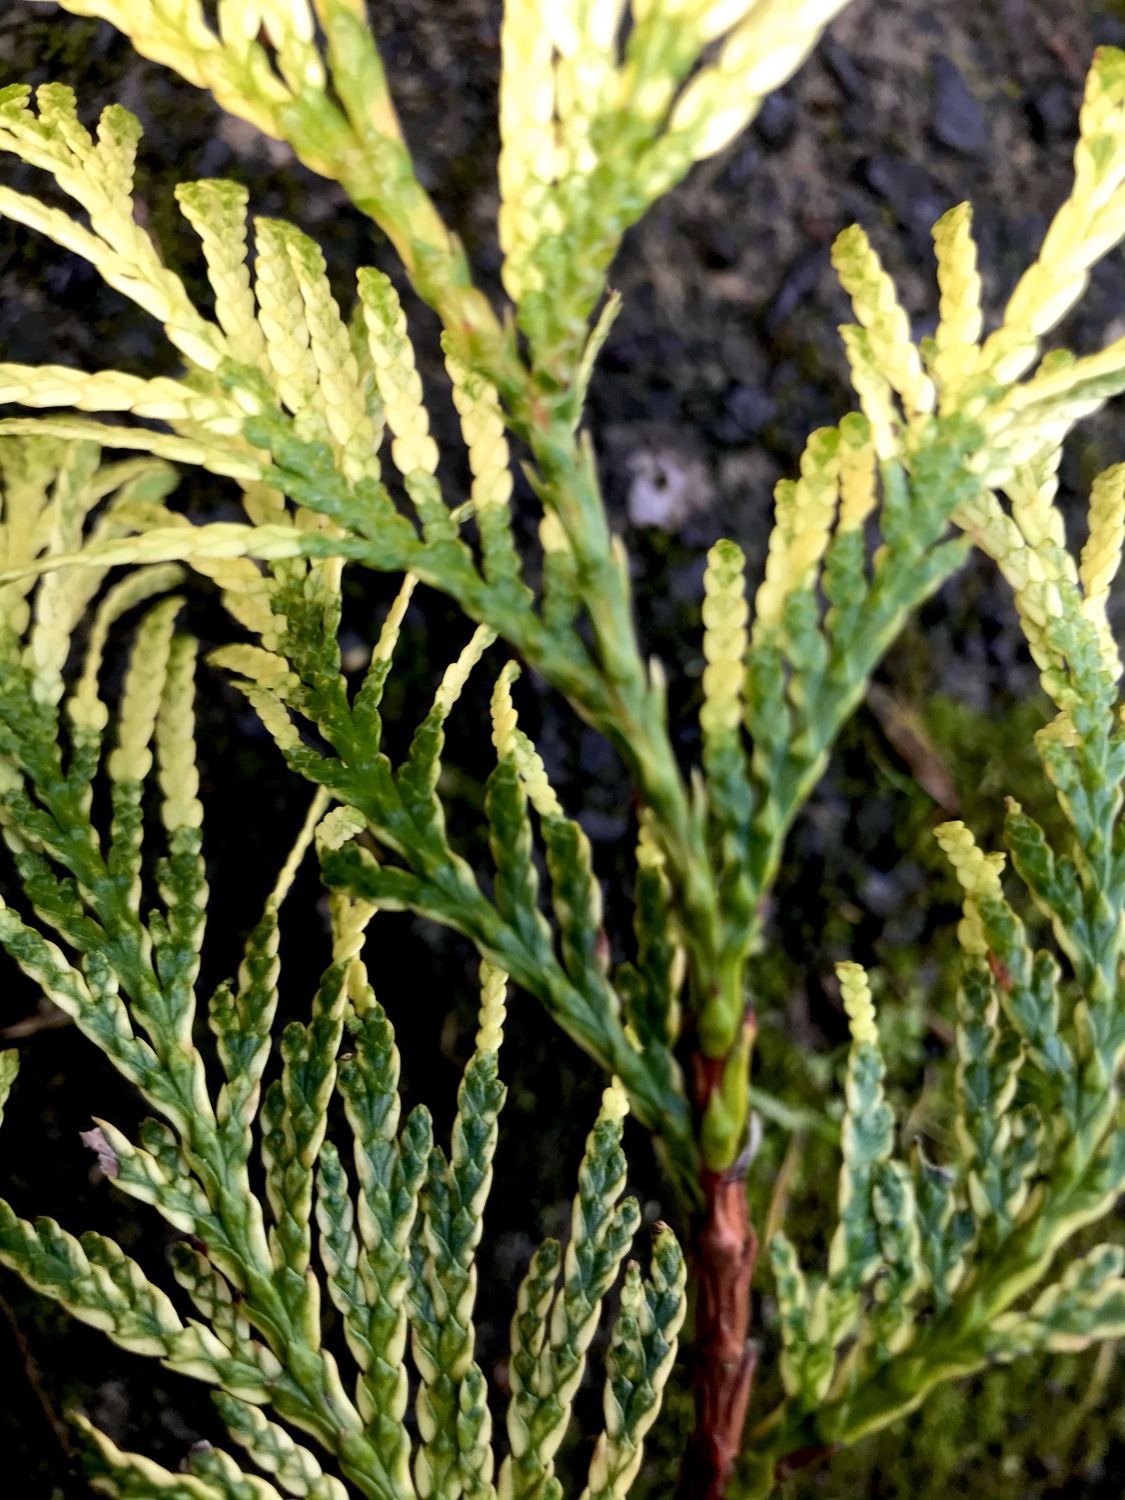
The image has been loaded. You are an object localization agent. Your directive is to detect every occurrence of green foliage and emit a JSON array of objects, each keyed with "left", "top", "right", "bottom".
[
  {"left": 0, "top": 4, "right": 1123, "bottom": 1497},
  {"left": 738, "top": 463, "right": 1125, "bottom": 1491},
  {"left": 0, "top": 437, "right": 686, "bottom": 1498}
]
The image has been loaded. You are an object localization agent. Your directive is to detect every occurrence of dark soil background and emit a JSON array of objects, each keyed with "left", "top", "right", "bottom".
[{"left": 1, "top": 1, "right": 1124, "bottom": 1496}]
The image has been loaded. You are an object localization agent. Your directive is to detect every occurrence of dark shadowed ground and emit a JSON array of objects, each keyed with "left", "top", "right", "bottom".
[{"left": 1, "top": 1, "right": 1123, "bottom": 1495}]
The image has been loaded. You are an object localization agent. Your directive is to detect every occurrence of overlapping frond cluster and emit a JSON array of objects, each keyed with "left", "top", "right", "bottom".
[
  {"left": 494, "top": 0, "right": 850, "bottom": 386},
  {"left": 0, "top": 84, "right": 704, "bottom": 1184},
  {"left": 40, "top": 0, "right": 500, "bottom": 357},
  {"left": 39, "top": 0, "right": 850, "bottom": 397},
  {"left": 688, "top": 44, "right": 1125, "bottom": 1167},
  {"left": 0, "top": 435, "right": 686, "bottom": 1500},
  {"left": 739, "top": 339, "right": 1125, "bottom": 1497}
]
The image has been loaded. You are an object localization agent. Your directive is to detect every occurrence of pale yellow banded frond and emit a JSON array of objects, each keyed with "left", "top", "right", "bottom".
[
  {"left": 218, "top": 1392, "right": 349, "bottom": 1500},
  {"left": 490, "top": 659, "right": 520, "bottom": 760},
  {"left": 0, "top": 416, "right": 266, "bottom": 483},
  {"left": 284, "top": 229, "right": 380, "bottom": 482},
  {"left": 444, "top": 346, "right": 514, "bottom": 512},
  {"left": 935, "top": 820, "right": 1006, "bottom": 957},
  {"left": 371, "top": 573, "right": 418, "bottom": 665},
  {"left": 433, "top": 623, "right": 497, "bottom": 718},
  {"left": 982, "top": 49, "right": 1125, "bottom": 383},
  {"left": 551, "top": 0, "right": 626, "bottom": 179},
  {"left": 356, "top": 269, "right": 439, "bottom": 477},
  {"left": 663, "top": 0, "right": 851, "bottom": 169},
  {"left": 832, "top": 226, "right": 934, "bottom": 419},
  {"left": 838, "top": 326, "right": 899, "bottom": 461},
  {"left": 0, "top": 522, "right": 313, "bottom": 585},
  {"left": 68, "top": 566, "right": 186, "bottom": 737},
  {"left": 156, "top": 634, "right": 204, "bottom": 834},
  {"left": 52, "top": 1, "right": 289, "bottom": 136},
  {"left": 700, "top": 540, "right": 748, "bottom": 739},
  {"left": 498, "top": 0, "right": 559, "bottom": 302},
  {"left": 932, "top": 203, "right": 983, "bottom": 404},
  {"left": 489, "top": 660, "right": 564, "bottom": 818},
  {"left": 977, "top": 337, "right": 1125, "bottom": 487},
  {"left": 107, "top": 595, "right": 182, "bottom": 796},
  {"left": 954, "top": 488, "right": 1066, "bottom": 690},
  {"left": 0, "top": 363, "right": 247, "bottom": 433},
  {"left": 25, "top": 441, "right": 102, "bottom": 706},
  {"left": 270, "top": 788, "right": 334, "bottom": 910},
  {"left": 837, "top": 412, "right": 877, "bottom": 531},
  {"left": 78, "top": 1415, "right": 289, "bottom": 1500},
  {"left": 1081, "top": 462, "right": 1125, "bottom": 675},
  {"left": 176, "top": 179, "right": 266, "bottom": 368},
  {"left": 0, "top": 184, "right": 118, "bottom": 274},
  {"left": 253, "top": 218, "right": 321, "bottom": 428},
  {"left": 210, "top": 644, "right": 297, "bottom": 695},
  {"left": 0, "top": 90, "right": 226, "bottom": 370},
  {"left": 94, "top": 101, "right": 141, "bottom": 201},
  {"left": 476, "top": 961, "right": 508, "bottom": 1053},
  {"left": 256, "top": 0, "right": 326, "bottom": 93},
  {"left": 754, "top": 427, "right": 840, "bottom": 628},
  {"left": 1006, "top": 447, "right": 1068, "bottom": 556},
  {"left": 836, "top": 961, "right": 877, "bottom": 1046}
]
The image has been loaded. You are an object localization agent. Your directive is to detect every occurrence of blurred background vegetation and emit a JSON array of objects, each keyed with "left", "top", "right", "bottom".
[{"left": 1, "top": 1, "right": 1123, "bottom": 1495}]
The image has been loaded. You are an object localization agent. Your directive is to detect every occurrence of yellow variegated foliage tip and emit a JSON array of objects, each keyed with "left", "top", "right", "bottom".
[
  {"left": 105, "top": 597, "right": 181, "bottom": 786},
  {"left": 68, "top": 566, "right": 186, "bottom": 737},
  {"left": 549, "top": 0, "right": 624, "bottom": 181},
  {"left": 539, "top": 511, "right": 571, "bottom": 555},
  {"left": 755, "top": 427, "right": 840, "bottom": 628},
  {"left": 497, "top": 0, "right": 558, "bottom": 302},
  {"left": 1080, "top": 462, "right": 1125, "bottom": 673},
  {"left": 835, "top": 411, "right": 877, "bottom": 531},
  {"left": 489, "top": 660, "right": 563, "bottom": 817},
  {"left": 156, "top": 636, "right": 204, "bottom": 833},
  {"left": 476, "top": 961, "right": 508, "bottom": 1052},
  {"left": 935, "top": 820, "right": 1006, "bottom": 956},
  {"left": 838, "top": 325, "right": 900, "bottom": 462},
  {"left": 512, "top": 727, "right": 565, "bottom": 819},
  {"left": 700, "top": 540, "right": 748, "bottom": 738},
  {"left": 357, "top": 269, "right": 440, "bottom": 478},
  {"left": 329, "top": 889, "right": 378, "bottom": 972},
  {"left": 433, "top": 623, "right": 497, "bottom": 718},
  {"left": 952, "top": 487, "right": 1068, "bottom": 690},
  {"left": 372, "top": 573, "right": 418, "bottom": 666},
  {"left": 261, "top": 787, "right": 332, "bottom": 907},
  {"left": 931, "top": 202, "right": 983, "bottom": 405},
  {"left": 284, "top": 229, "right": 381, "bottom": 483},
  {"left": 836, "top": 960, "right": 877, "bottom": 1046},
  {"left": 48, "top": 1, "right": 301, "bottom": 136},
  {"left": 314, "top": 802, "right": 367, "bottom": 857},
  {"left": 1007, "top": 447, "right": 1067, "bottom": 556},
  {"left": 666, "top": 0, "right": 852, "bottom": 165},
  {"left": 240, "top": 681, "right": 303, "bottom": 754},
  {"left": 635, "top": 808, "right": 666, "bottom": 872},
  {"left": 444, "top": 346, "right": 514, "bottom": 512},
  {"left": 0, "top": 86, "right": 225, "bottom": 371},
  {"left": 601, "top": 1076, "right": 630, "bottom": 1124},
  {"left": 0, "top": 365, "right": 245, "bottom": 431},
  {"left": 832, "top": 226, "right": 935, "bottom": 419},
  {"left": 254, "top": 217, "right": 321, "bottom": 432},
  {"left": 981, "top": 48, "right": 1125, "bottom": 384},
  {"left": 490, "top": 659, "right": 521, "bottom": 758},
  {"left": 174, "top": 179, "right": 266, "bottom": 369}
]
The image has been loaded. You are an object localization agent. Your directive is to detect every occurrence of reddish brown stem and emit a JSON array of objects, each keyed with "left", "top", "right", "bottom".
[{"left": 679, "top": 1028, "right": 760, "bottom": 1500}]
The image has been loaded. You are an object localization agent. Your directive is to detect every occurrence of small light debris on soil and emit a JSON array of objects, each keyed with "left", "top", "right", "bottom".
[{"left": 626, "top": 447, "right": 714, "bottom": 532}]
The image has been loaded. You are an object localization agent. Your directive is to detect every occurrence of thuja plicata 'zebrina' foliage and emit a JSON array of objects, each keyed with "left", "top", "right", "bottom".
[
  {"left": 0, "top": 433, "right": 687, "bottom": 1500},
  {"left": 1, "top": 2, "right": 1125, "bottom": 1495},
  {"left": 740, "top": 468, "right": 1125, "bottom": 1490}
]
